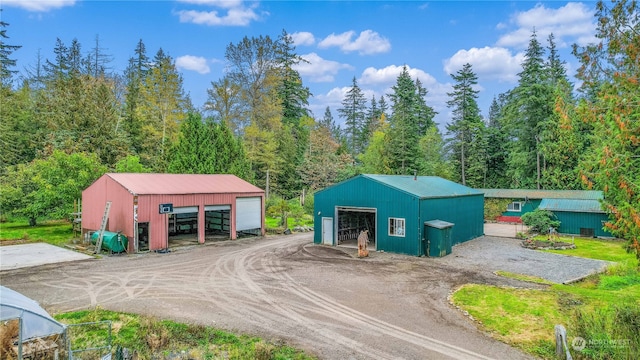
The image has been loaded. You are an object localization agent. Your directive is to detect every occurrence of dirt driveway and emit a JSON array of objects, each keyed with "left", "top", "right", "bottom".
[{"left": 0, "top": 233, "right": 540, "bottom": 359}]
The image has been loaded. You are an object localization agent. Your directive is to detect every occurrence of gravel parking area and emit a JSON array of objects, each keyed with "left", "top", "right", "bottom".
[{"left": 439, "top": 236, "right": 611, "bottom": 284}]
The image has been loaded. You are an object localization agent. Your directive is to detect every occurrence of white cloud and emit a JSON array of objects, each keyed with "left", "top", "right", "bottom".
[
  {"left": 295, "top": 53, "right": 353, "bottom": 82},
  {"left": 2, "top": 0, "right": 75, "bottom": 12},
  {"left": 177, "top": 0, "right": 244, "bottom": 8},
  {"left": 497, "top": 2, "right": 596, "bottom": 48},
  {"left": 176, "top": 2, "right": 262, "bottom": 26},
  {"left": 359, "top": 64, "right": 437, "bottom": 88},
  {"left": 444, "top": 47, "right": 525, "bottom": 83},
  {"left": 176, "top": 55, "right": 211, "bottom": 74},
  {"left": 291, "top": 32, "right": 315, "bottom": 46},
  {"left": 318, "top": 30, "right": 391, "bottom": 55}
]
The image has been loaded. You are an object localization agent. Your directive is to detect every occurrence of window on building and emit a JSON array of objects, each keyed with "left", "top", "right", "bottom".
[
  {"left": 389, "top": 218, "right": 405, "bottom": 237},
  {"left": 507, "top": 202, "right": 522, "bottom": 212}
]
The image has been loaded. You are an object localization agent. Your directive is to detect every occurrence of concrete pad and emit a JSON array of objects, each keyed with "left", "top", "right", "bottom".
[
  {"left": 0, "top": 243, "right": 93, "bottom": 271},
  {"left": 484, "top": 223, "right": 529, "bottom": 238}
]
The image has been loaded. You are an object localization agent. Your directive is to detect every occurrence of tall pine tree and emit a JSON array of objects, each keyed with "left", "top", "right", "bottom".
[
  {"left": 446, "top": 63, "right": 486, "bottom": 186},
  {"left": 338, "top": 77, "right": 367, "bottom": 156}
]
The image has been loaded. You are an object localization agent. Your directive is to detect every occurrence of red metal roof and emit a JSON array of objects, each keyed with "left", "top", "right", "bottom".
[{"left": 106, "top": 173, "right": 263, "bottom": 195}]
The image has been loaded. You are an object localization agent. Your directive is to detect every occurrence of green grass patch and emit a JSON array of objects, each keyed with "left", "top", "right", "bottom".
[
  {"left": 451, "top": 284, "right": 561, "bottom": 356},
  {"left": 494, "top": 271, "right": 555, "bottom": 285},
  {"left": 536, "top": 235, "right": 629, "bottom": 262},
  {"left": 56, "top": 308, "right": 315, "bottom": 360},
  {"left": 0, "top": 219, "right": 75, "bottom": 246},
  {"left": 453, "top": 243, "right": 640, "bottom": 359}
]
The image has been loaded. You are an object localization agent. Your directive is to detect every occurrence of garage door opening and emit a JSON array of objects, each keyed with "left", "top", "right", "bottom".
[
  {"left": 205, "top": 205, "right": 231, "bottom": 242},
  {"left": 337, "top": 207, "right": 376, "bottom": 250},
  {"left": 168, "top": 206, "right": 199, "bottom": 246}
]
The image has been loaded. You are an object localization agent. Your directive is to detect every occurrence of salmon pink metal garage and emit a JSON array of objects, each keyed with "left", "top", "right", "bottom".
[{"left": 82, "top": 173, "right": 265, "bottom": 252}]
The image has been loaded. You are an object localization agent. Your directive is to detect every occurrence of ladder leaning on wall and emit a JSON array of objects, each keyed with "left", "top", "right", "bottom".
[{"left": 94, "top": 201, "right": 112, "bottom": 254}]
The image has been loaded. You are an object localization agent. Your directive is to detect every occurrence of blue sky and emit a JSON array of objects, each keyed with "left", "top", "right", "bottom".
[{"left": 2, "top": 1, "right": 598, "bottom": 129}]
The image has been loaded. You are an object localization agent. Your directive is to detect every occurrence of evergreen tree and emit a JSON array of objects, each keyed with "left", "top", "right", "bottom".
[
  {"left": 502, "top": 30, "right": 554, "bottom": 188},
  {"left": 319, "top": 106, "right": 341, "bottom": 141},
  {"left": 0, "top": 17, "right": 21, "bottom": 86},
  {"left": 445, "top": 63, "right": 485, "bottom": 186},
  {"left": 362, "top": 95, "right": 380, "bottom": 150},
  {"left": 539, "top": 79, "right": 584, "bottom": 190},
  {"left": 385, "top": 66, "right": 423, "bottom": 174},
  {"left": 44, "top": 38, "right": 69, "bottom": 79},
  {"left": 338, "top": 77, "right": 367, "bottom": 156},
  {"left": 168, "top": 113, "right": 217, "bottom": 174},
  {"left": 484, "top": 96, "right": 510, "bottom": 188},
  {"left": 418, "top": 126, "right": 452, "bottom": 179},
  {"left": 545, "top": 33, "right": 568, "bottom": 85},
  {"left": 377, "top": 95, "right": 389, "bottom": 122},
  {"left": 136, "top": 48, "right": 190, "bottom": 170},
  {"left": 167, "top": 113, "right": 253, "bottom": 179},
  {"left": 415, "top": 78, "right": 436, "bottom": 134},
  {"left": 275, "top": 30, "right": 311, "bottom": 126}
]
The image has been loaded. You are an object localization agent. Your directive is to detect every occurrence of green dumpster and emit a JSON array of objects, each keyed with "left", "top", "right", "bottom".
[
  {"left": 91, "top": 231, "right": 128, "bottom": 253},
  {"left": 424, "top": 220, "right": 454, "bottom": 257}
]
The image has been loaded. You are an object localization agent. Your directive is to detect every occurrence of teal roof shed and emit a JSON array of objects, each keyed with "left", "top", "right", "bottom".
[
  {"left": 538, "top": 199, "right": 613, "bottom": 237},
  {"left": 314, "top": 175, "right": 484, "bottom": 256}
]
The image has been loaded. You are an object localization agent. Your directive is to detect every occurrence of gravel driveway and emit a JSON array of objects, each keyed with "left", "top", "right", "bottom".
[
  {"left": 440, "top": 236, "right": 611, "bottom": 284},
  {"left": 1, "top": 233, "right": 539, "bottom": 360},
  {"left": 0, "top": 234, "right": 610, "bottom": 358}
]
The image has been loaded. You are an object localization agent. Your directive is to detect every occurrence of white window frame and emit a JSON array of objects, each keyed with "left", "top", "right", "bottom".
[
  {"left": 388, "top": 217, "right": 405, "bottom": 237},
  {"left": 507, "top": 202, "right": 522, "bottom": 212}
]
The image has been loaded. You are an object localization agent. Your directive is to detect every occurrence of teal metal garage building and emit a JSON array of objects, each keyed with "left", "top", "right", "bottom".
[
  {"left": 537, "top": 199, "right": 613, "bottom": 238},
  {"left": 479, "top": 189, "right": 613, "bottom": 238},
  {"left": 313, "top": 175, "right": 484, "bottom": 256}
]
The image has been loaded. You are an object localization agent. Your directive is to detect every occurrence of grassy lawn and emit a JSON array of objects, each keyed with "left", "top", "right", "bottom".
[
  {"left": 494, "top": 271, "right": 555, "bottom": 285},
  {"left": 536, "top": 235, "right": 630, "bottom": 262},
  {"left": 452, "top": 237, "right": 639, "bottom": 359},
  {"left": 54, "top": 308, "right": 315, "bottom": 360},
  {"left": 0, "top": 219, "right": 76, "bottom": 246}
]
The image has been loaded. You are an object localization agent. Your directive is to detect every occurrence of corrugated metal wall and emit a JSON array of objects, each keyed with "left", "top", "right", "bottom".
[
  {"left": 314, "top": 176, "right": 421, "bottom": 256},
  {"left": 552, "top": 211, "right": 613, "bottom": 237},
  {"left": 315, "top": 176, "right": 484, "bottom": 256},
  {"left": 82, "top": 175, "right": 265, "bottom": 252},
  {"left": 420, "top": 194, "right": 484, "bottom": 246},
  {"left": 138, "top": 193, "right": 263, "bottom": 250}
]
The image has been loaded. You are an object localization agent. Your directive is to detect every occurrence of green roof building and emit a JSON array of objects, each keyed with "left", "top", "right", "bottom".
[
  {"left": 314, "top": 175, "right": 484, "bottom": 257},
  {"left": 479, "top": 189, "right": 613, "bottom": 238}
]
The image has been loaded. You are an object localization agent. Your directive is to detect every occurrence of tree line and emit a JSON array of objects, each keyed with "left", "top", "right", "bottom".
[{"left": 0, "top": 1, "right": 637, "bottom": 258}]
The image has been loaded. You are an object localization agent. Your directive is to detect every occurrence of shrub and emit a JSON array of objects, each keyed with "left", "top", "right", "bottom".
[
  {"left": 521, "top": 209, "right": 560, "bottom": 233},
  {"left": 484, "top": 198, "right": 512, "bottom": 220}
]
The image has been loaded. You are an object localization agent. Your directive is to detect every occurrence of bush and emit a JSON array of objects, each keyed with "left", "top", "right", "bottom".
[
  {"left": 521, "top": 209, "right": 560, "bottom": 233},
  {"left": 484, "top": 198, "right": 512, "bottom": 220}
]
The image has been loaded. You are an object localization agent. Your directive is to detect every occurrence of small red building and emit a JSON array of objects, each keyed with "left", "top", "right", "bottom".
[{"left": 82, "top": 173, "right": 265, "bottom": 252}]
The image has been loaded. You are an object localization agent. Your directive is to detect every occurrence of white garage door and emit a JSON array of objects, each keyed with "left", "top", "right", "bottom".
[{"left": 236, "top": 197, "right": 262, "bottom": 231}]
